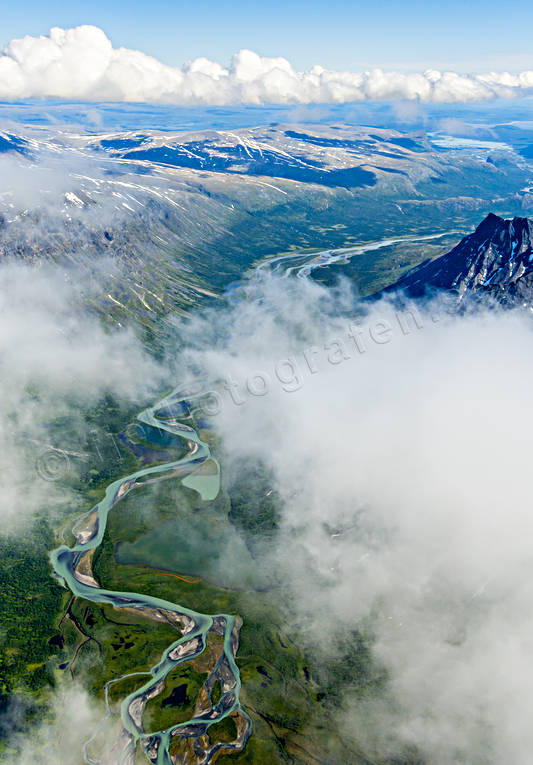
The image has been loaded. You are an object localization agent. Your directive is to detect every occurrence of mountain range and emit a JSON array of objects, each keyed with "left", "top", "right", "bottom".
[{"left": 2, "top": 123, "right": 533, "bottom": 328}]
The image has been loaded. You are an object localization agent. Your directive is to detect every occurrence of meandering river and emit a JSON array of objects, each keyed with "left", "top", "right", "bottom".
[{"left": 51, "top": 386, "right": 251, "bottom": 764}]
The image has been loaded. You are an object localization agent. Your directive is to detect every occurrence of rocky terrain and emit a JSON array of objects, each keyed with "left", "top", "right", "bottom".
[{"left": 385, "top": 213, "right": 533, "bottom": 303}]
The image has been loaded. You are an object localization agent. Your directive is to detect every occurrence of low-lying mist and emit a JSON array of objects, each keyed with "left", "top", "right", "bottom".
[
  {"left": 177, "top": 275, "right": 533, "bottom": 764},
  {"left": 6, "top": 686, "right": 102, "bottom": 765},
  {"left": 0, "top": 261, "right": 164, "bottom": 530}
]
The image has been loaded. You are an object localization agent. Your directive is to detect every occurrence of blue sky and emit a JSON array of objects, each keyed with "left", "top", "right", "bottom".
[{"left": 2, "top": 0, "right": 532, "bottom": 73}]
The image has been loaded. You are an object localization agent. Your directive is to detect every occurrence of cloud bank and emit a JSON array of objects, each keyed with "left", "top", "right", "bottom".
[
  {"left": 180, "top": 276, "right": 533, "bottom": 764},
  {"left": 2, "top": 25, "right": 533, "bottom": 105},
  {"left": 0, "top": 261, "right": 163, "bottom": 530}
]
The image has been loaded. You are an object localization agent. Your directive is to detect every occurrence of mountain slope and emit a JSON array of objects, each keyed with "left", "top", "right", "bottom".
[{"left": 385, "top": 213, "right": 533, "bottom": 302}]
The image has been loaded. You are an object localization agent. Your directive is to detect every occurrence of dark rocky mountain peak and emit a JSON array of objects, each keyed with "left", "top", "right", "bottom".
[{"left": 386, "top": 213, "right": 533, "bottom": 302}]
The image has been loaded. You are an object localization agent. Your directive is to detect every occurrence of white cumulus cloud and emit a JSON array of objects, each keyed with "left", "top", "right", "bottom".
[{"left": 2, "top": 25, "right": 533, "bottom": 104}]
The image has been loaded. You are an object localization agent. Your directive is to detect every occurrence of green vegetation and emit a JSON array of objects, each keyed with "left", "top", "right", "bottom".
[
  {"left": 207, "top": 714, "right": 238, "bottom": 744},
  {"left": 143, "top": 664, "right": 207, "bottom": 731},
  {"left": 311, "top": 233, "right": 463, "bottom": 295},
  {"left": 225, "top": 459, "right": 280, "bottom": 555},
  {"left": 66, "top": 599, "right": 180, "bottom": 697},
  {"left": 0, "top": 518, "right": 63, "bottom": 758},
  {"left": 0, "top": 518, "right": 61, "bottom": 698}
]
